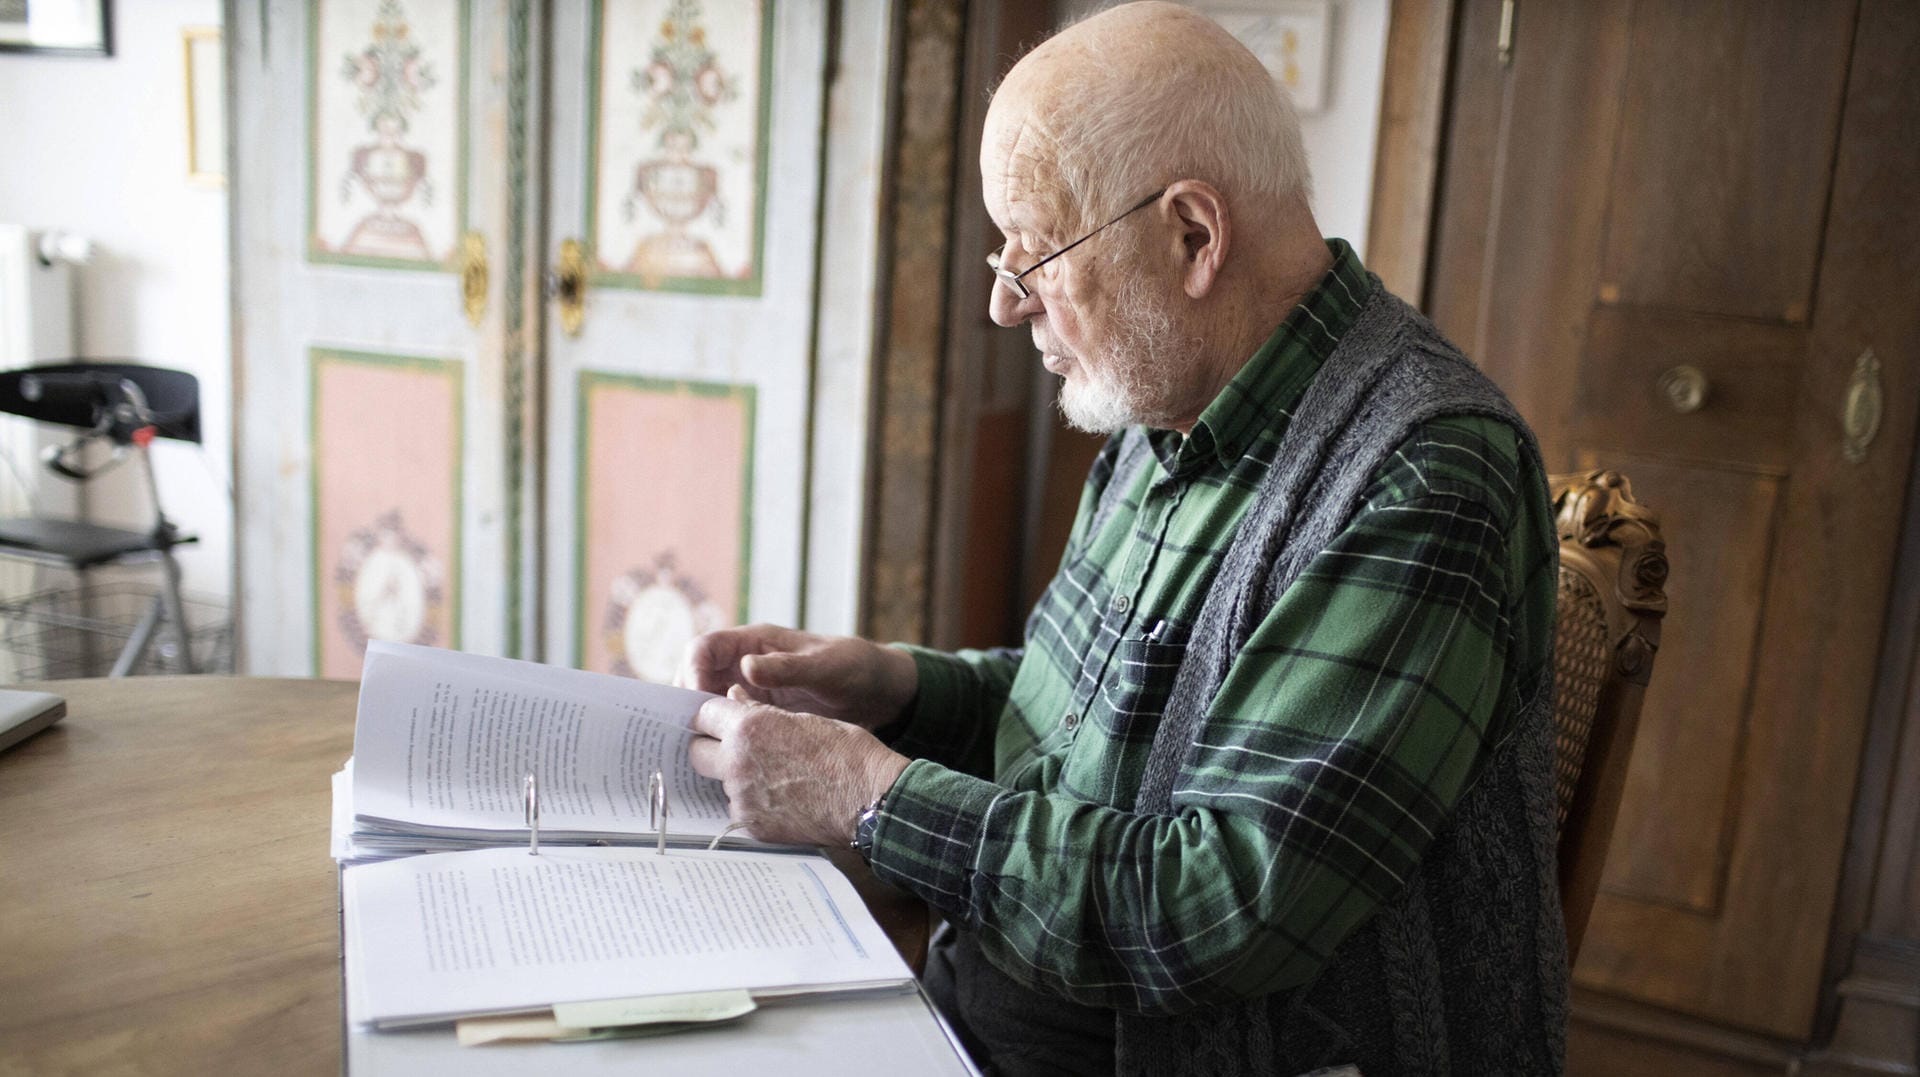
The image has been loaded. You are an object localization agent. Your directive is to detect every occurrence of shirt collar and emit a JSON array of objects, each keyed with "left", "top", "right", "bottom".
[{"left": 1149, "top": 238, "right": 1374, "bottom": 475}]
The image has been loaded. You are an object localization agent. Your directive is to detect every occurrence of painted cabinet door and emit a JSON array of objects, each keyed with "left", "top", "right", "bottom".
[
  {"left": 233, "top": 0, "right": 519, "bottom": 675},
  {"left": 538, "top": 1, "right": 828, "bottom": 678},
  {"left": 236, "top": 1, "right": 886, "bottom": 678}
]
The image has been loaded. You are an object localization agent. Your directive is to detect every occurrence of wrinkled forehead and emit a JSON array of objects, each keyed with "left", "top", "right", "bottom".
[{"left": 981, "top": 97, "right": 1073, "bottom": 236}]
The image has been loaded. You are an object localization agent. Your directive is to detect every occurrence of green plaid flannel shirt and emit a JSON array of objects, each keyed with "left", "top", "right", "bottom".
[{"left": 867, "top": 240, "right": 1558, "bottom": 1014}]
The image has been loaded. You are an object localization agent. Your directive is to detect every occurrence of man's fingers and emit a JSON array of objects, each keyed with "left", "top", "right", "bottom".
[
  {"left": 680, "top": 625, "right": 811, "bottom": 693},
  {"left": 691, "top": 696, "right": 747, "bottom": 740},
  {"left": 739, "top": 651, "right": 796, "bottom": 688},
  {"left": 686, "top": 734, "right": 725, "bottom": 780},
  {"left": 676, "top": 634, "right": 732, "bottom": 691}
]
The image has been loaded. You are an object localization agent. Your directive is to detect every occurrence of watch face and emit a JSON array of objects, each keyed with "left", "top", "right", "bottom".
[
  {"left": 605, "top": 553, "right": 724, "bottom": 683},
  {"left": 335, "top": 509, "right": 446, "bottom": 651},
  {"left": 855, "top": 803, "right": 883, "bottom": 857}
]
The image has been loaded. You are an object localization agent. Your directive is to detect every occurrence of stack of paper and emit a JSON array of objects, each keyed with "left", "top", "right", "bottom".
[
  {"left": 343, "top": 844, "right": 914, "bottom": 1030},
  {"left": 336, "top": 641, "right": 918, "bottom": 1036},
  {"left": 334, "top": 641, "right": 772, "bottom": 862}
]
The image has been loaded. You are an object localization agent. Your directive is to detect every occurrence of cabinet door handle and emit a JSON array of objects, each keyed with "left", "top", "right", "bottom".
[
  {"left": 458, "top": 231, "right": 488, "bottom": 328},
  {"left": 1843, "top": 348, "right": 1882, "bottom": 464},
  {"left": 549, "top": 238, "right": 588, "bottom": 338},
  {"left": 1657, "top": 365, "right": 1709, "bottom": 414}
]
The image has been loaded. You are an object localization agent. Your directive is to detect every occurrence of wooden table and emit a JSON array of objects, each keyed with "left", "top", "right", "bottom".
[{"left": 0, "top": 677, "right": 930, "bottom": 1075}]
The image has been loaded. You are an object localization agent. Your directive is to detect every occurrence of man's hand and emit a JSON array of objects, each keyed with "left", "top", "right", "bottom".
[
  {"left": 687, "top": 687, "right": 911, "bottom": 847},
  {"left": 677, "top": 624, "right": 919, "bottom": 732}
]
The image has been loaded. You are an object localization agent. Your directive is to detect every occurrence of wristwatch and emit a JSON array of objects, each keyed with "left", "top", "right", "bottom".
[{"left": 850, "top": 795, "right": 886, "bottom": 863}]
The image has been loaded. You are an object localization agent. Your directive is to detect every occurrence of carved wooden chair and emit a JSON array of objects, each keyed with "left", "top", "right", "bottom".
[{"left": 1549, "top": 470, "right": 1669, "bottom": 964}]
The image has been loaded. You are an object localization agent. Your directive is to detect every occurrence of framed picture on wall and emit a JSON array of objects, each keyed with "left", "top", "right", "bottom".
[
  {"left": 0, "top": 0, "right": 112, "bottom": 57},
  {"left": 183, "top": 26, "right": 222, "bottom": 185}
]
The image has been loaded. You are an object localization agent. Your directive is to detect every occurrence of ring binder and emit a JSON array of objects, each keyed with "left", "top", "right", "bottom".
[
  {"left": 524, "top": 773, "right": 539, "bottom": 856},
  {"left": 648, "top": 770, "right": 667, "bottom": 855},
  {"left": 707, "top": 822, "right": 749, "bottom": 852}
]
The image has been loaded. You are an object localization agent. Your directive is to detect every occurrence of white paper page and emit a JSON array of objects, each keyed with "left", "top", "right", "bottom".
[
  {"left": 353, "top": 642, "right": 730, "bottom": 835},
  {"left": 331, "top": 764, "right": 353, "bottom": 861},
  {"left": 343, "top": 847, "right": 911, "bottom": 1026}
]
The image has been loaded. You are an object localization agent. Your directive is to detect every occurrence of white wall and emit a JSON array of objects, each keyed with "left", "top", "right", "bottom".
[
  {"left": 0, "top": 0, "right": 231, "bottom": 605},
  {"left": 1294, "top": 0, "right": 1389, "bottom": 259}
]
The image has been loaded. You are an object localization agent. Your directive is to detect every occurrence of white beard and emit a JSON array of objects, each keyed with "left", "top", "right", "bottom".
[{"left": 1056, "top": 271, "right": 1194, "bottom": 435}]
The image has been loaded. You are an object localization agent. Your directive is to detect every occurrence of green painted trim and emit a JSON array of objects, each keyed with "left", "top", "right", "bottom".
[
  {"left": 583, "top": 0, "right": 606, "bottom": 270},
  {"left": 305, "top": 0, "right": 474, "bottom": 273},
  {"left": 457, "top": 0, "right": 472, "bottom": 247},
  {"left": 582, "top": 0, "right": 775, "bottom": 297},
  {"left": 303, "top": 0, "right": 319, "bottom": 269},
  {"left": 503, "top": 0, "right": 531, "bottom": 658},
  {"left": 571, "top": 369, "right": 757, "bottom": 669},
  {"left": 309, "top": 346, "right": 467, "bottom": 675}
]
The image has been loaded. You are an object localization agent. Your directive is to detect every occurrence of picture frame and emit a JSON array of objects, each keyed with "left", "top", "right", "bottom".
[
  {"left": 1200, "top": 0, "right": 1333, "bottom": 113},
  {"left": 0, "top": 0, "right": 113, "bottom": 58},
  {"left": 183, "top": 26, "right": 223, "bottom": 186}
]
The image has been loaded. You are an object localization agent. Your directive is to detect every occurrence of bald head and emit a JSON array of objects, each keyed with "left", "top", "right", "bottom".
[
  {"left": 979, "top": 3, "right": 1330, "bottom": 436},
  {"left": 985, "top": 2, "right": 1312, "bottom": 237}
]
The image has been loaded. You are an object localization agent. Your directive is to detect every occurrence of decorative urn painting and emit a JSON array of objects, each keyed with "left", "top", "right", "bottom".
[
  {"left": 589, "top": 0, "right": 772, "bottom": 294},
  {"left": 309, "top": 0, "right": 466, "bottom": 269}
]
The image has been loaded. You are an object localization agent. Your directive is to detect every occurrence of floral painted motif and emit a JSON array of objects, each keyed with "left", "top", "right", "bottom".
[
  {"left": 590, "top": 0, "right": 767, "bottom": 292},
  {"left": 622, "top": 0, "right": 739, "bottom": 280},
  {"left": 603, "top": 552, "right": 724, "bottom": 683},
  {"left": 636, "top": 0, "right": 739, "bottom": 152},
  {"left": 335, "top": 509, "right": 447, "bottom": 652},
  {"left": 336, "top": 0, "right": 439, "bottom": 259}
]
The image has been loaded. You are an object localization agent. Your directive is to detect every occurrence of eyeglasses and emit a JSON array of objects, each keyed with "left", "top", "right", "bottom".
[{"left": 986, "top": 188, "right": 1166, "bottom": 300}]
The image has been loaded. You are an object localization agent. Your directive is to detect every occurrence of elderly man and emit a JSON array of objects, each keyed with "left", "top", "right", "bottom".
[{"left": 682, "top": 4, "right": 1565, "bottom": 1074}]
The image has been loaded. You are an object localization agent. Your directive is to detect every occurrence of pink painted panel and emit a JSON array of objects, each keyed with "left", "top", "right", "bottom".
[
  {"left": 313, "top": 352, "right": 462, "bottom": 679},
  {"left": 579, "top": 375, "right": 751, "bottom": 681}
]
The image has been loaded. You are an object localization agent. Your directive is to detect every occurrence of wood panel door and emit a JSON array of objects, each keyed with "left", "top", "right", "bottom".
[{"left": 1424, "top": 0, "right": 1920, "bottom": 1039}]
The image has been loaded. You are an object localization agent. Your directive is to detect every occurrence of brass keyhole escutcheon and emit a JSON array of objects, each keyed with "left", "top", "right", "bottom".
[
  {"left": 458, "top": 231, "right": 488, "bottom": 328},
  {"left": 553, "top": 239, "right": 588, "bottom": 338},
  {"left": 1842, "top": 348, "right": 1882, "bottom": 464},
  {"left": 1657, "top": 365, "right": 1709, "bottom": 414}
]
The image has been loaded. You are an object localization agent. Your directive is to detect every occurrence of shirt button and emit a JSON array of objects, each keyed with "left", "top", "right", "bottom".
[
  {"left": 1063, "top": 711, "right": 1080, "bottom": 731},
  {"left": 1110, "top": 594, "right": 1131, "bottom": 615}
]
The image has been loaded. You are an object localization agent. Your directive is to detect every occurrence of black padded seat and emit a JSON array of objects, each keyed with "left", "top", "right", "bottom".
[{"left": 0, "top": 519, "right": 198, "bottom": 569}]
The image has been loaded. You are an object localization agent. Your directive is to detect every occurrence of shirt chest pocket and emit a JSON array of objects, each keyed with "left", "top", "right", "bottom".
[{"left": 1095, "top": 619, "right": 1192, "bottom": 743}]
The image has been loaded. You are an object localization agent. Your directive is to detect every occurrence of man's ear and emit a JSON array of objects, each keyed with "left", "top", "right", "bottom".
[{"left": 1165, "top": 180, "right": 1229, "bottom": 299}]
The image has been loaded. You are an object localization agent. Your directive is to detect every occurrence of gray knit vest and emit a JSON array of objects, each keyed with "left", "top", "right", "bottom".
[{"left": 1097, "top": 280, "right": 1568, "bottom": 1074}]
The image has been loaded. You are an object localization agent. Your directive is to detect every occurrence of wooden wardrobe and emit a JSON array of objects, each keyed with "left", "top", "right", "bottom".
[{"left": 1371, "top": 1, "right": 1920, "bottom": 1072}]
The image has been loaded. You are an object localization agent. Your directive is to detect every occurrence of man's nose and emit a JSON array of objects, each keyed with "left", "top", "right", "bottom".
[{"left": 988, "top": 279, "right": 1039, "bottom": 327}]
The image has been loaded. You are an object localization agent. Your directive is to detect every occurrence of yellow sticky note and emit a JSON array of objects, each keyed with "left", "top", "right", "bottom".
[{"left": 456, "top": 1013, "right": 575, "bottom": 1047}]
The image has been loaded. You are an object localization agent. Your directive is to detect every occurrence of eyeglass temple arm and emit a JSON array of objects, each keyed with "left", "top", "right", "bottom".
[{"left": 1016, "top": 188, "right": 1167, "bottom": 281}]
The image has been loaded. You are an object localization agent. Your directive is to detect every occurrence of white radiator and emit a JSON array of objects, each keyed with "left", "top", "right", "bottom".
[
  {"left": 0, "top": 223, "right": 78, "bottom": 370},
  {"left": 0, "top": 223, "right": 86, "bottom": 513}
]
